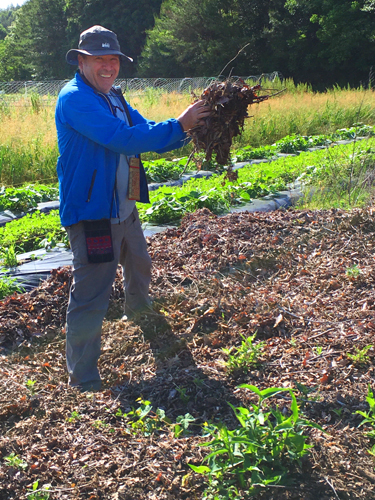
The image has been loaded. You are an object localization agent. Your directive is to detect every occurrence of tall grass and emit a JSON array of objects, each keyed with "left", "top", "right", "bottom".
[{"left": 1, "top": 80, "right": 375, "bottom": 186}]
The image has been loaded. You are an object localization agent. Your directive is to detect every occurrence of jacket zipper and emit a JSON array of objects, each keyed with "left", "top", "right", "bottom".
[
  {"left": 99, "top": 91, "right": 120, "bottom": 219},
  {"left": 86, "top": 169, "right": 97, "bottom": 202}
]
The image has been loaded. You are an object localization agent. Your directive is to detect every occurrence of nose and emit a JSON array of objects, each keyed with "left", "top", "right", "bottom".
[{"left": 102, "top": 61, "right": 113, "bottom": 71}]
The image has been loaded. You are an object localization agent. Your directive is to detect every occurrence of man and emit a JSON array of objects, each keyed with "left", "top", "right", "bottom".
[{"left": 55, "top": 25, "right": 209, "bottom": 392}]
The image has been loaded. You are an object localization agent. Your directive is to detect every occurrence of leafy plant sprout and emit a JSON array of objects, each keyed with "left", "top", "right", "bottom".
[
  {"left": 356, "top": 385, "right": 375, "bottom": 441},
  {"left": 4, "top": 452, "right": 28, "bottom": 470},
  {"left": 26, "top": 480, "right": 50, "bottom": 500},
  {"left": 26, "top": 379, "right": 37, "bottom": 395},
  {"left": 222, "top": 332, "right": 265, "bottom": 374},
  {"left": 67, "top": 410, "right": 82, "bottom": 422},
  {"left": 175, "top": 385, "right": 190, "bottom": 403},
  {"left": 189, "top": 384, "right": 324, "bottom": 498},
  {"left": 346, "top": 264, "right": 361, "bottom": 278},
  {"left": 115, "top": 398, "right": 195, "bottom": 437},
  {"left": 314, "top": 345, "right": 323, "bottom": 356},
  {"left": 347, "top": 345, "right": 373, "bottom": 366}
]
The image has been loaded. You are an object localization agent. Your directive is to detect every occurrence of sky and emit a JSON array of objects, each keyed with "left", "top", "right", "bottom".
[{"left": 0, "top": 0, "right": 27, "bottom": 9}]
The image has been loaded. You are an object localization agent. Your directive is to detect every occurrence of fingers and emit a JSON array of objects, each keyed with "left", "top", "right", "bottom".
[{"left": 177, "top": 100, "right": 211, "bottom": 132}]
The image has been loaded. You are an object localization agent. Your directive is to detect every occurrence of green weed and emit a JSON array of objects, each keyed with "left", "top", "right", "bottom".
[
  {"left": 30, "top": 92, "right": 42, "bottom": 114},
  {"left": 175, "top": 385, "right": 190, "bottom": 403},
  {"left": 294, "top": 382, "right": 320, "bottom": 410},
  {"left": 26, "top": 480, "right": 50, "bottom": 500},
  {"left": 356, "top": 385, "right": 375, "bottom": 440},
  {"left": 190, "top": 384, "right": 323, "bottom": 499},
  {"left": 347, "top": 345, "right": 373, "bottom": 366},
  {"left": 346, "top": 264, "right": 361, "bottom": 278},
  {"left": 67, "top": 410, "right": 82, "bottom": 423},
  {"left": 26, "top": 379, "right": 37, "bottom": 395},
  {"left": 0, "top": 245, "right": 18, "bottom": 268},
  {"left": 4, "top": 452, "right": 28, "bottom": 470},
  {"left": 115, "top": 398, "right": 195, "bottom": 438},
  {"left": 0, "top": 273, "right": 24, "bottom": 299},
  {"left": 223, "top": 333, "right": 265, "bottom": 374}
]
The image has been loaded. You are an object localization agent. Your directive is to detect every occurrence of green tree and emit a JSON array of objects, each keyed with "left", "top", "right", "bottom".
[
  {"left": 2, "top": 0, "right": 68, "bottom": 80},
  {"left": 65, "top": 0, "right": 163, "bottom": 78},
  {"left": 266, "top": 0, "right": 375, "bottom": 88},
  {"left": 138, "top": 0, "right": 271, "bottom": 77},
  {"left": 0, "top": 5, "right": 19, "bottom": 32}
]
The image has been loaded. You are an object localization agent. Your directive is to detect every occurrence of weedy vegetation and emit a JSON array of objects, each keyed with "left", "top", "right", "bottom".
[
  {"left": 222, "top": 333, "right": 265, "bottom": 374},
  {"left": 189, "top": 384, "right": 324, "bottom": 499},
  {"left": 347, "top": 345, "right": 373, "bottom": 366}
]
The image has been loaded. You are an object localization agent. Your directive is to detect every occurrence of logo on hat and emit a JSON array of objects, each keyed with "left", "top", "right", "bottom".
[{"left": 102, "top": 43, "right": 110, "bottom": 48}]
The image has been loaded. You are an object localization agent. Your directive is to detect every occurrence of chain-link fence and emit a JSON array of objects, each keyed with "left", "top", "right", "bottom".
[{"left": 0, "top": 72, "right": 283, "bottom": 106}]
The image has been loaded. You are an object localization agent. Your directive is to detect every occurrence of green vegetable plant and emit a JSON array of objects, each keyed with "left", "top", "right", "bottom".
[
  {"left": 222, "top": 333, "right": 265, "bottom": 374},
  {"left": 0, "top": 210, "right": 66, "bottom": 254},
  {"left": 274, "top": 134, "right": 309, "bottom": 154},
  {"left": 0, "top": 245, "right": 18, "bottom": 268},
  {"left": 189, "top": 385, "right": 324, "bottom": 499},
  {"left": 143, "top": 157, "right": 187, "bottom": 183},
  {"left": 0, "top": 273, "right": 25, "bottom": 299},
  {"left": 0, "top": 184, "right": 59, "bottom": 213}
]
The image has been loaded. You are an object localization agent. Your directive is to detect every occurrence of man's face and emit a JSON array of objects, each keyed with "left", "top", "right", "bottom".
[{"left": 78, "top": 54, "right": 120, "bottom": 94}]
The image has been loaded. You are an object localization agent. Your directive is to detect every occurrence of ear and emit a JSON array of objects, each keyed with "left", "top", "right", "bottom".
[{"left": 77, "top": 54, "right": 84, "bottom": 71}]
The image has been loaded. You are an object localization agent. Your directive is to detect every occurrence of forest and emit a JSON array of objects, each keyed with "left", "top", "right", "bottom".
[{"left": 1, "top": 0, "right": 375, "bottom": 89}]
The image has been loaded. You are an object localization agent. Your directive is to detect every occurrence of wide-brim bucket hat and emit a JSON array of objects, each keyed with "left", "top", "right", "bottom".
[{"left": 66, "top": 25, "right": 133, "bottom": 65}]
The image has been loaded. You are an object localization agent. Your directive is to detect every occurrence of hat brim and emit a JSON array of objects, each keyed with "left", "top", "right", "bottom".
[{"left": 66, "top": 48, "right": 133, "bottom": 65}]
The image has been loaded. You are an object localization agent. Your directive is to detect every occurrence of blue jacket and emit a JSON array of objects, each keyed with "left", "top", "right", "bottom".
[{"left": 55, "top": 72, "right": 187, "bottom": 226}]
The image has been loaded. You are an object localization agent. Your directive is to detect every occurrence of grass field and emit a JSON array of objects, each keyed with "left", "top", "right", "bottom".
[{"left": 1, "top": 79, "right": 375, "bottom": 186}]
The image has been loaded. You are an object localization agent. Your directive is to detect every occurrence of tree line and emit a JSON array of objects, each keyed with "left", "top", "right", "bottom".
[{"left": 0, "top": 0, "right": 375, "bottom": 89}]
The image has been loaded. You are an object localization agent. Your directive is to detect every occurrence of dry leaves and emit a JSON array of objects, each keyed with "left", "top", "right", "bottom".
[
  {"left": 189, "top": 79, "right": 271, "bottom": 166},
  {"left": 1, "top": 206, "right": 375, "bottom": 498}
]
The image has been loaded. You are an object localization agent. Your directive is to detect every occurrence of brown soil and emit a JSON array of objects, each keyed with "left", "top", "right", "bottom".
[{"left": 1, "top": 207, "right": 375, "bottom": 499}]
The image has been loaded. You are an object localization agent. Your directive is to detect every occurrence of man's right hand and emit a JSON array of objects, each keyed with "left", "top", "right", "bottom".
[{"left": 177, "top": 100, "right": 211, "bottom": 132}]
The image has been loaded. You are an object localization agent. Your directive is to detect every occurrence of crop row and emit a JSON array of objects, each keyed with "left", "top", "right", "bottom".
[
  {"left": 1, "top": 125, "right": 374, "bottom": 215},
  {"left": 1, "top": 135, "right": 374, "bottom": 261}
]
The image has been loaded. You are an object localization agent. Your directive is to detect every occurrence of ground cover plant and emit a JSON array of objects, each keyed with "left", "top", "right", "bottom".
[
  {"left": 0, "top": 184, "right": 59, "bottom": 213},
  {"left": 0, "top": 210, "right": 67, "bottom": 254},
  {"left": 1, "top": 207, "right": 375, "bottom": 499}
]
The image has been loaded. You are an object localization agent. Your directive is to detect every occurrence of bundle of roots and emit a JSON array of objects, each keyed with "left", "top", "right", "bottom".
[{"left": 189, "top": 79, "right": 271, "bottom": 166}]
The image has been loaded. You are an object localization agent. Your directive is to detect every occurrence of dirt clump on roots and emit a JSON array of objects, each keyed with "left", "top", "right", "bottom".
[{"left": 1, "top": 207, "right": 375, "bottom": 498}]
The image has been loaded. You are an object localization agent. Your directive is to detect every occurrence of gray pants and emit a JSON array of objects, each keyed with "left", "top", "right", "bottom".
[{"left": 65, "top": 207, "right": 151, "bottom": 390}]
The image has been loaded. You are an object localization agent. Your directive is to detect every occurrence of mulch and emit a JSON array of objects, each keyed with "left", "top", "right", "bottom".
[{"left": 1, "top": 206, "right": 375, "bottom": 499}]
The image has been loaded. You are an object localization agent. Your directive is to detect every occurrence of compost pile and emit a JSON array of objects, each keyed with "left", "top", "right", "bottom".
[
  {"left": 189, "top": 80, "right": 270, "bottom": 165},
  {"left": 1, "top": 207, "right": 375, "bottom": 499}
]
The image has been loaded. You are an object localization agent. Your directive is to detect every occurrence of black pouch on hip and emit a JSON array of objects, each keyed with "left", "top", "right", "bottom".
[{"left": 83, "top": 219, "right": 114, "bottom": 263}]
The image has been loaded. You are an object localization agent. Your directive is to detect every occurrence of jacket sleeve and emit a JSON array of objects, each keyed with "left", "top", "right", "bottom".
[
  {"left": 126, "top": 101, "right": 191, "bottom": 153},
  {"left": 58, "top": 89, "right": 187, "bottom": 156}
]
